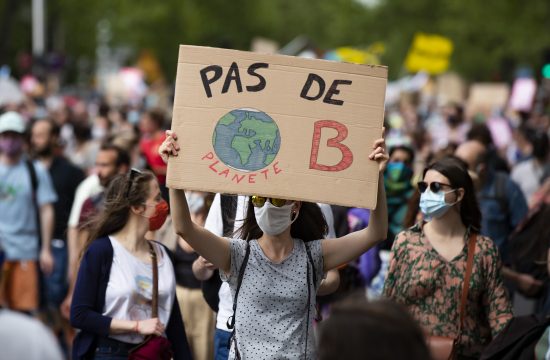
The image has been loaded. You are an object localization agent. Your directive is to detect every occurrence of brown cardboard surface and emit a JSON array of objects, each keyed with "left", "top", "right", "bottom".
[
  {"left": 167, "top": 45, "right": 387, "bottom": 209},
  {"left": 466, "top": 83, "right": 510, "bottom": 117},
  {"left": 436, "top": 73, "right": 466, "bottom": 105}
]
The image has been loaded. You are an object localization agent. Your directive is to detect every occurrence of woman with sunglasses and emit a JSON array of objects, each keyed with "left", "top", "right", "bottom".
[
  {"left": 70, "top": 170, "right": 192, "bottom": 360},
  {"left": 160, "top": 130, "right": 389, "bottom": 359},
  {"left": 383, "top": 156, "right": 513, "bottom": 359}
]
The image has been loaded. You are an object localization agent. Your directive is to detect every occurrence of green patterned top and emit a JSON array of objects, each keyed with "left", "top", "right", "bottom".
[{"left": 383, "top": 223, "right": 513, "bottom": 358}]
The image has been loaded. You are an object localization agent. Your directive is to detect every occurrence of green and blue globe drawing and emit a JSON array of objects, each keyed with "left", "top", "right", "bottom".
[{"left": 212, "top": 108, "right": 281, "bottom": 172}]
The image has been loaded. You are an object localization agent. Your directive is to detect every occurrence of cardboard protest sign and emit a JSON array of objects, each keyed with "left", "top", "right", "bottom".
[
  {"left": 466, "top": 83, "right": 510, "bottom": 118},
  {"left": 509, "top": 78, "right": 537, "bottom": 112},
  {"left": 405, "top": 33, "right": 453, "bottom": 75},
  {"left": 436, "top": 73, "right": 466, "bottom": 105},
  {"left": 167, "top": 45, "right": 387, "bottom": 209}
]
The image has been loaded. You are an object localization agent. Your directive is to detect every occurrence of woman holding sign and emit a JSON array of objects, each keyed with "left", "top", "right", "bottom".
[{"left": 160, "top": 130, "right": 389, "bottom": 359}]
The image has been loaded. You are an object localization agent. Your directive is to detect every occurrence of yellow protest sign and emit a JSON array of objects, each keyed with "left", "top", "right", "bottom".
[
  {"left": 405, "top": 33, "right": 453, "bottom": 75},
  {"left": 325, "top": 43, "right": 385, "bottom": 65}
]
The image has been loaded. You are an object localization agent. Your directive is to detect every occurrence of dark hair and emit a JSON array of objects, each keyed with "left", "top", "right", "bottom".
[
  {"left": 111, "top": 132, "right": 140, "bottom": 154},
  {"left": 423, "top": 156, "right": 482, "bottom": 231},
  {"left": 99, "top": 143, "right": 131, "bottom": 168},
  {"left": 532, "top": 131, "right": 549, "bottom": 162},
  {"left": 448, "top": 102, "right": 464, "bottom": 117},
  {"left": 467, "top": 123, "right": 494, "bottom": 147},
  {"left": 145, "top": 108, "right": 166, "bottom": 130},
  {"left": 72, "top": 121, "right": 92, "bottom": 142},
  {"left": 518, "top": 124, "right": 536, "bottom": 142},
  {"left": 318, "top": 295, "right": 431, "bottom": 360},
  {"left": 98, "top": 102, "right": 110, "bottom": 118},
  {"left": 403, "top": 190, "right": 421, "bottom": 228},
  {"left": 33, "top": 117, "right": 60, "bottom": 138},
  {"left": 389, "top": 145, "right": 415, "bottom": 165},
  {"left": 235, "top": 199, "right": 328, "bottom": 242},
  {"left": 82, "top": 171, "right": 156, "bottom": 257}
]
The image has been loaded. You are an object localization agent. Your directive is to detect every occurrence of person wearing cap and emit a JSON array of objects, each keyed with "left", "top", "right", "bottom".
[{"left": 0, "top": 111, "right": 57, "bottom": 313}]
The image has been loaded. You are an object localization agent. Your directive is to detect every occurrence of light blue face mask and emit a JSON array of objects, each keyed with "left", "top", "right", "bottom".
[{"left": 419, "top": 189, "right": 457, "bottom": 219}]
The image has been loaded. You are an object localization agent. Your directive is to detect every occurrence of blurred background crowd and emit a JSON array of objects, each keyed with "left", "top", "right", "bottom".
[{"left": 0, "top": 0, "right": 550, "bottom": 359}]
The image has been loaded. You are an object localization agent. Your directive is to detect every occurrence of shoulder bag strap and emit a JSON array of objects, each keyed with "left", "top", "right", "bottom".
[
  {"left": 129, "top": 242, "right": 159, "bottom": 354},
  {"left": 457, "top": 231, "right": 476, "bottom": 337},
  {"left": 147, "top": 242, "right": 159, "bottom": 318}
]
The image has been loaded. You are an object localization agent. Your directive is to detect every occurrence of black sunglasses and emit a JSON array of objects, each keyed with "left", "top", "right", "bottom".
[
  {"left": 417, "top": 181, "right": 453, "bottom": 194},
  {"left": 126, "top": 168, "right": 142, "bottom": 197}
]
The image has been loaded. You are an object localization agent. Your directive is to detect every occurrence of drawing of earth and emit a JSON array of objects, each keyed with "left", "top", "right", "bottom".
[{"left": 212, "top": 108, "right": 281, "bottom": 172}]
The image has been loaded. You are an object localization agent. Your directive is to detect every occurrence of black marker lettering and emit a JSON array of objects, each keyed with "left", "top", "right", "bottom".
[
  {"left": 246, "top": 63, "right": 269, "bottom": 92},
  {"left": 199, "top": 65, "right": 223, "bottom": 98},
  {"left": 222, "top": 62, "right": 243, "bottom": 94},
  {"left": 323, "top": 80, "right": 352, "bottom": 106},
  {"left": 300, "top": 73, "right": 325, "bottom": 101}
]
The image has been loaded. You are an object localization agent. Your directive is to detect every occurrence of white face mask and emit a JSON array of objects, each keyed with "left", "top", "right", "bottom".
[{"left": 254, "top": 202, "right": 298, "bottom": 236}]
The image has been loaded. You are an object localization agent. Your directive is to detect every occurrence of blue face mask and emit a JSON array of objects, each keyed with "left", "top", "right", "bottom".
[{"left": 419, "top": 189, "right": 457, "bottom": 219}]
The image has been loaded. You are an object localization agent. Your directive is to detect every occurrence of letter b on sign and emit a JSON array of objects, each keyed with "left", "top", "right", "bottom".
[{"left": 309, "top": 120, "right": 353, "bottom": 172}]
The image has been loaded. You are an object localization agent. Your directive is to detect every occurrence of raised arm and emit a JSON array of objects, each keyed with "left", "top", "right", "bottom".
[
  {"left": 160, "top": 131, "right": 231, "bottom": 273},
  {"left": 321, "top": 136, "right": 388, "bottom": 272}
]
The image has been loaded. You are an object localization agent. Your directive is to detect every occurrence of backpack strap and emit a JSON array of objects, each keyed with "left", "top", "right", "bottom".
[
  {"left": 227, "top": 242, "right": 251, "bottom": 330},
  {"left": 25, "top": 160, "right": 42, "bottom": 246},
  {"left": 227, "top": 242, "right": 251, "bottom": 358},
  {"left": 304, "top": 241, "right": 320, "bottom": 359},
  {"left": 25, "top": 159, "right": 39, "bottom": 193},
  {"left": 305, "top": 242, "right": 322, "bottom": 323},
  {"left": 304, "top": 243, "right": 317, "bottom": 290}
]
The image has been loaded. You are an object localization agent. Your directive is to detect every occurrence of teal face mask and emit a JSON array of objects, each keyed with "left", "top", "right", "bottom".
[
  {"left": 419, "top": 189, "right": 457, "bottom": 219},
  {"left": 384, "top": 162, "right": 413, "bottom": 195}
]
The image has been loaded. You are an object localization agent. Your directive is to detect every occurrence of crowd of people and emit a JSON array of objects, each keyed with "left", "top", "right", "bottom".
[{"left": 0, "top": 70, "right": 549, "bottom": 360}]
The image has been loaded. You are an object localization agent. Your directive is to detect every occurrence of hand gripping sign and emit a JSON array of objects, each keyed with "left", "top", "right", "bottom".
[{"left": 167, "top": 45, "right": 387, "bottom": 209}]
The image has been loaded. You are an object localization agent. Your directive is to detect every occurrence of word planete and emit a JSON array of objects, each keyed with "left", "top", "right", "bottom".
[{"left": 201, "top": 151, "right": 283, "bottom": 184}]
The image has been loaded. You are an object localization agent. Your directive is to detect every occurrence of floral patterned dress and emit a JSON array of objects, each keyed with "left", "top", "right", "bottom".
[{"left": 383, "top": 223, "right": 513, "bottom": 358}]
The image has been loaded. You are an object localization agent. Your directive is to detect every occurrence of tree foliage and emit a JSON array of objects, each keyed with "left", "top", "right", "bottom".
[{"left": 1, "top": 0, "right": 549, "bottom": 82}]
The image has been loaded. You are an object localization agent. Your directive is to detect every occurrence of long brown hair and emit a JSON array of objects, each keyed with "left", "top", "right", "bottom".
[
  {"left": 235, "top": 199, "right": 328, "bottom": 242},
  {"left": 81, "top": 170, "right": 156, "bottom": 257}
]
